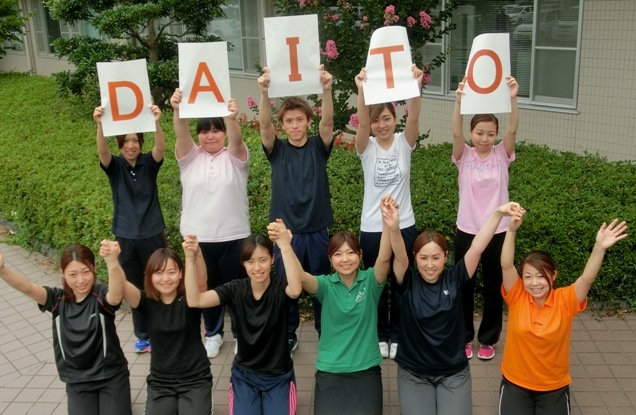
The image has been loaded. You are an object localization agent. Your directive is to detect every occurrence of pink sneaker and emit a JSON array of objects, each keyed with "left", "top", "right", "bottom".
[
  {"left": 477, "top": 344, "right": 495, "bottom": 360},
  {"left": 465, "top": 342, "right": 473, "bottom": 359}
]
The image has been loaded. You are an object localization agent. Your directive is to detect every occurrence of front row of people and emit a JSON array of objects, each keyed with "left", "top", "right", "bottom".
[{"left": 0, "top": 197, "right": 627, "bottom": 415}]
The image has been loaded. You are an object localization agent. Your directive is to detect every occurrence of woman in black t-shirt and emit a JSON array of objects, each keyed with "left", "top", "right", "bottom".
[
  {"left": 0, "top": 241, "right": 130, "bottom": 415},
  {"left": 122, "top": 236, "right": 211, "bottom": 415},
  {"left": 185, "top": 222, "right": 303, "bottom": 415}
]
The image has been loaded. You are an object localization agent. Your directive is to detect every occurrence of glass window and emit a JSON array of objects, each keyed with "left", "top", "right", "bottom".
[
  {"left": 439, "top": 0, "right": 581, "bottom": 109},
  {"left": 30, "top": 0, "right": 83, "bottom": 55}
]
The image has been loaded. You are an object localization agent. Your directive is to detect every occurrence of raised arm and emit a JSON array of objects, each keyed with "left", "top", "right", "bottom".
[
  {"left": 574, "top": 219, "right": 628, "bottom": 302},
  {"left": 383, "top": 196, "right": 409, "bottom": 285},
  {"left": 184, "top": 235, "right": 221, "bottom": 308},
  {"left": 150, "top": 105, "right": 166, "bottom": 163},
  {"left": 318, "top": 65, "right": 334, "bottom": 149},
  {"left": 170, "top": 88, "right": 196, "bottom": 159},
  {"left": 225, "top": 98, "right": 248, "bottom": 162},
  {"left": 267, "top": 219, "right": 303, "bottom": 299},
  {"left": 354, "top": 68, "right": 371, "bottom": 154},
  {"left": 501, "top": 209, "right": 526, "bottom": 292},
  {"left": 404, "top": 64, "right": 423, "bottom": 147},
  {"left": 503, "top": 76, "right": 519, "bottom": 158},
  {"left": 99, "top": 240, "right": 125, "bottom": 306},
  {"left": 258, "top": 67, "right": 276, "bottom": 153},
  {"left": 0, "top": 251, "right": 47, "bottom": 305},
  {"left": 93, "top": 106, "right": 113, "bottom": 168},
  {"left": 464, "top": 202, "right": 521, "bottom": 276},
  {"left": 452, "top": 77, "right": 467, "bottom": 161},
  {"left": 373, "top": 195, "right": 398, "bottom": 285}
]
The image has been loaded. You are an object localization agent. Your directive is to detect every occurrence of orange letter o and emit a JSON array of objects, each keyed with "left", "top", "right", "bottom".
[{"left": 466, "top": 49, "right": 503, "bottom": 94}]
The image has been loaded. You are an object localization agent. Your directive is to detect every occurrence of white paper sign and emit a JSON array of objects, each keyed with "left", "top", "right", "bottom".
[
  {"left": 363, "top": 26, "right": 418, "bottom": 105},
  {"left": 264, "top": 15, "right": 321, "bottom": 98},
  {"left": 178, "top": 42, "right": 231, "bottom": 119},
  {"left": 97, "top": 59, "right": 154, "bottom": 137},
  {"left": 461, "top": 33, "right": 511, "bottom": 114}
]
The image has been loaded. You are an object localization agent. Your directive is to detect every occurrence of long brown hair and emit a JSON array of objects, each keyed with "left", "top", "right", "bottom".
[
  {"left": 60, "top": 244, "right": 96, "bottom": 302},
  {"left": 519, "top": 250, "right": 557, "bottom": 291},
  {"left": 470, "top": 114, "right": 499, "bottom": 134},
  {"left": 144, "top": 248, "right": 185, "bottom": 301}
]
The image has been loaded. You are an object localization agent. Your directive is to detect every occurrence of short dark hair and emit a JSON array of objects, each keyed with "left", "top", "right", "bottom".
[
  {"left": 115, "top": 133, "right": 144, "bottom": 149},
  {"left": 240, "top": 233, "right": 274, "bottom": 263},
  {"left": 277, "top": 97, "right": 313, "bottom": 124},
  {"left": 196, "top": 117, "right": 226, "bottom": 134},
  {"left": 520, "top": 250, "right": 557, "bottom": 291},
  {"left": 328, "top": 231, "right": 362, "bottom": 258},
  {"left": 60, "top": 244, "right": 96, "bottom": 301},
  {"left": 144, "top": 248, "right": 185, "bottom": 301},
  {"left": 470, "top": 114, "right": 499, "bottom": 134},
  {"left": 413, "top": 231, "right": 448, "bottom": 257},
  {"left": 369, "top": 103, "right": 396, "bottom": 123}
]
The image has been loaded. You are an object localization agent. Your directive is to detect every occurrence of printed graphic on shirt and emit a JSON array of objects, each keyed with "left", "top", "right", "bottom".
[
  {"left": 374, "top": 156, "right": 400, "bottom": 187},
  {"left": 356, "top": 287, "right": 367, "bottom": 304}
]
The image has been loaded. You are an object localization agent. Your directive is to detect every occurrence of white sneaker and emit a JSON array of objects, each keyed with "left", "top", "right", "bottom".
[
  {"left": 379, "top": 342, "right": 389, "bottom": 358},
  {"left": 389, "top": 343, "right": 398, "bottom": 360},
  {"left": 204, "top": 334, "right": 223, "bottom": 358}
]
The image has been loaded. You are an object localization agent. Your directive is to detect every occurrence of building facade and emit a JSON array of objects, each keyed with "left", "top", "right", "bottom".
[{"left": 2, "top": 0, "right": 634, "bottom": 161}]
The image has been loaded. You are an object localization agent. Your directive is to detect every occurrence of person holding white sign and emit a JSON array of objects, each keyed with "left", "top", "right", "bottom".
[
  {"left": 170, "top": 90, "right": 250, "bottom": 359},
  {"left": 452, "top": 75, "right": 519, "bottom": 361},
  {"left": 257, "top": 65, "right": 334, "bottom": 352},
  {"left": 354, "top": 64, "right": 423, "bottom": 360},
  {"left": 94, "top": 104, "right": 167, "bottom": 354}
]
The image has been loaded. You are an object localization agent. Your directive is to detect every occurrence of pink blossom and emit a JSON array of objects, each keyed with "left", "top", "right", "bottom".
[
  {"left": 404, "top": 105, "right": 409, "bottom": 117},
  {"left": 269, "top": 100, "right": 275, "bottom": 107},
  {"left": 407, "top": 16, "right": 416, "bottom": 27},
  {"left": 298, "top": 0, "right": 306, "bottom": 6},
  {"left": 332, "top": 14, "right": 339, "bottom": 21},
  {"left": 349, "top": 113, "right": 359, "bottom": 128},
  {"left": 312, "top": 106, "right": 322, "bottom": 116},
  {"left": 419, "top": 11, "right": 432, "bottom": 29},
  {"left": 320, "top": 39, "right": 339, "bottom": 60},
  {"left": 423, "top": 73, "right": 431, "bottom": 85},
  {"left": 385, "top": 5, "right": 395, "bottom": 15},
  {"left": 246, "top": 96, "right": 257, "bottom": 109},
  {"left": 362, "top": 16, "right": 368, "bottom": 21}
]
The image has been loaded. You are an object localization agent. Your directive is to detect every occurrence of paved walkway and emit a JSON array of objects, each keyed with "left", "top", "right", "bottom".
[{"left": 0, "top": 240, "right": 635, "bottom": 414}]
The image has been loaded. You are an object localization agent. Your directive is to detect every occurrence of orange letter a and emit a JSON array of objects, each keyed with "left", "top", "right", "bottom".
[{"left": 189, "top": 62, "right": 225, "bottom": 104}]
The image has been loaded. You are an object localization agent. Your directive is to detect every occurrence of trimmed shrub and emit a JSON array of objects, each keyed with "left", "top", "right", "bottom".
[{"left": 1, "top": 73, "right": 634, "bottom": 308}]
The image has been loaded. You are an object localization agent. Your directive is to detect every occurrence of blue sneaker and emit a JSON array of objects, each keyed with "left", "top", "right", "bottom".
[{"left": 135, "top": 339, "right": 151, "bottom": 353}]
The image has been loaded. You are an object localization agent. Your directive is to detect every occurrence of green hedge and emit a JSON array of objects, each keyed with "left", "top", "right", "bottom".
[{"left": 1, "top": 73, "right": 634, "bottom": 308}]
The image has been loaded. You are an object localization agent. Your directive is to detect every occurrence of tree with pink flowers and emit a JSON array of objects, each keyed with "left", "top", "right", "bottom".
[{"left": 272, "top": 0, "right": 457, "bottom": 135}]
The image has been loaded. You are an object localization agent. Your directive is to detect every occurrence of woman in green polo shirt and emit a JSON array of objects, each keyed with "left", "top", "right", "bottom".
[{"left": 277, "top": 195, "right": 406, "bottom": 415}]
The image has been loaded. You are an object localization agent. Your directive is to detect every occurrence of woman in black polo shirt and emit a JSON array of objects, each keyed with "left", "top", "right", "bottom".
[{"left": 0, "top": 241, "right": 130, "bottom": 415}]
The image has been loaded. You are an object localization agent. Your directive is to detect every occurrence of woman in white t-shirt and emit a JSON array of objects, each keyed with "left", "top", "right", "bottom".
[
  {"left": 451, "top": 75, "right": 519, "bottom": 361},
  {"left": 353, "top": 65, "right": 423, "bottom": 360}
]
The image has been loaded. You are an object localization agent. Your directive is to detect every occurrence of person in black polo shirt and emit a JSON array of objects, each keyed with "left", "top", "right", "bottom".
[
  {"left": 0, "top": 241, "right": 131, "bottom": 415},
  {"left": 93, "top": 104, "right": 167, "bottom": 354}
]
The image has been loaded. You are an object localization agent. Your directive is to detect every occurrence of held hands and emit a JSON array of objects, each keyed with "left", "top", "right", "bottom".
[
  {"left": 507, "top": 206, "right": 527, "bottom": 232},
  {"left": 182, "top": 235, "right": 200, "bottom": 261},
  {"left": 99, "top": 240, "right": 121, "bottom": 266},
  {"left": 595, "top": 219, "right": 628, "bottom": 250},
  {"left": 170, "top": 88, "right": 182, "bottom": 111},
  {"left": 495, "top": 202, "right": 523, "bottom": 217},
  {"left": 257, "top": 67, "right": 271, "bottom": 93},
  {"left": 455, "top": 76, "right": 466, "bottom": 103},
  {"left": 320, "top": 64, "right": 333, "bottom": 91},
  {"left": 381, "top": 194, "right": 400, "bottom": 231},
  {"left": 267, "top": 219, "right": 292, "bottom": 247}
]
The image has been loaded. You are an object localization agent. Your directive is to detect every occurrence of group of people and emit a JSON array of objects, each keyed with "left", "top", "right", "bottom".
[{"left": 0, "top": 63, "right": 627, "bottom": 415}]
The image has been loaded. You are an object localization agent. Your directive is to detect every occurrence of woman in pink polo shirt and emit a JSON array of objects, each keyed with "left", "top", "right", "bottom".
[{"left": 452, "top": 75, "right": 519, "bottom": 360}]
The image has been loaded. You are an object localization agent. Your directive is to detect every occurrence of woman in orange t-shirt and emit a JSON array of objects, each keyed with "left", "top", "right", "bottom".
[{"left": 499, "top": 211, "right": 627, "bottom": 415}]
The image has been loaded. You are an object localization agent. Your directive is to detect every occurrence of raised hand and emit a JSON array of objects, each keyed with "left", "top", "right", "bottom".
[
  {"left": 381, "top": 194, "right": 400, "bottom": 230},
  {"left": 182, "top": 235, "right": 200, "bottom": 261},
  {"left": 508, "top": 207, "right": 526, "bottom": 232},
  {"left": 170, "top": 88, "right": 182, "bottom": 111},
  {"left": 150, "top": 104, "right": 162, "bottom": 122},
  {"left": 99, "top": 240, "right": 121, "bottom": 266},
  {"left": 506, "top": 76, "right": 519, "bottom": 98},
  {"left": 93, "top": 106, "right": 104, "bottom": 123},
  {"left": 320, "top": 64, "right": 333, "bottom": 91},
  {"left": 595, "top": 219, "right": 628, "bottom": 250},
  {"left": 455, "top": 76, "right": 466, "bottom": 103},
  {"left": 496, "top": 202, "right": 522, "bottom": 217},
  {"left": 267, "top": 219, "right": 292, "bottom": 246},
  {"left": 412, "top": 64, "right": 424, "bottom": 88},
  {"left": 257, "top": 67, "right": 271, "bottom": 93},
  {"left": 227, "top": 98, "right": 239, "bottom": 120},
  {"left": 355, "top": 68, "right": 367, "bottom": 89}
]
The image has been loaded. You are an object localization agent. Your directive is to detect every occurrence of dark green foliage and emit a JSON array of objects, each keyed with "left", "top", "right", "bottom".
[
  {"left": 0, "top": 73, "right": 634, "bottom": 308},
  {"left": 0, "top": 0, "right": 29, "bottom": 58}
]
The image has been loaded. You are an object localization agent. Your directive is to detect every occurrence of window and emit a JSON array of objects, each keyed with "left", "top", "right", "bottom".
[
  {"left": 429, "top": 0, "right": 582, "bottom": 109},
  {"left": 210, "top": 0, "right": 261, "bottom": 74},
  {"left": 30, "top": 0, "right": 87, "bottom": 55}
]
